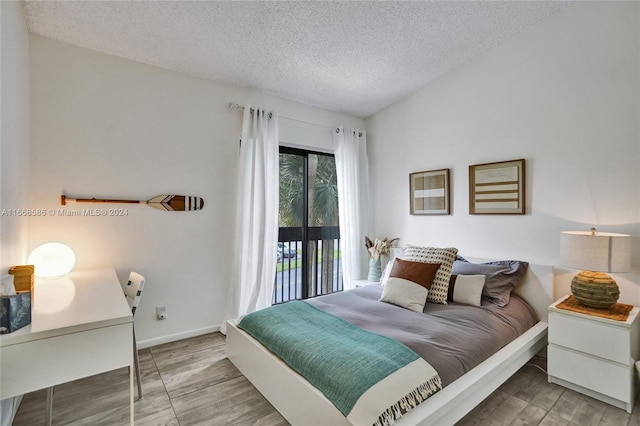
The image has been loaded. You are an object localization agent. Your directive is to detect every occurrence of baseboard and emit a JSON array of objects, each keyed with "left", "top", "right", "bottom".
[{"left": 137, "top": 325, "right": 220, "bottom": 349}]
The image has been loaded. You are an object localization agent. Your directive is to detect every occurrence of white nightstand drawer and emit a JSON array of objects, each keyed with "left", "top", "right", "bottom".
[
  {"left": 548, "top": 345, "right": 632, "bottom": 403},
  {"left": 549, "top": 311, "right": 630, "bottom": 365}
]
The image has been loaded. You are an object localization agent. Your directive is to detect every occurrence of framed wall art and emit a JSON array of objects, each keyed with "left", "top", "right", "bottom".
[
  {"left": 469, "top": 159, "right": 525, "bottom": 215},
  {"left": 409, "top": 168, "right": 450, "bottom": 215}
]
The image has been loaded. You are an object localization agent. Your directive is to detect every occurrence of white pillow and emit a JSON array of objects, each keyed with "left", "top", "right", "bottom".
[
  {"left": 380, "top": 257, "right": 396, "bottom": 286},
  {"left": 451, "top": 274, "right": 485, "bottom": 306},
  {"left": 379, "top": 277, "right": 429, "bottom": 312}
]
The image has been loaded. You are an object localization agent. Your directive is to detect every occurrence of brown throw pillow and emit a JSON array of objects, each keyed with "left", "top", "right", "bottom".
[{"left": 390, "top": 258, "right": 441, "bottom": 290}]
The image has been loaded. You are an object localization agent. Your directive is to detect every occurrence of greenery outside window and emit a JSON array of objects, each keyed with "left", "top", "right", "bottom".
[{"left": 275, "top": 147, "right": 342, "bottom": 303}]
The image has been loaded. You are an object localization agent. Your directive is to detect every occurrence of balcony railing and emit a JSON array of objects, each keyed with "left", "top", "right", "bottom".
[{"left": 273, "top": 226, "right": 343, "bottom": 304}]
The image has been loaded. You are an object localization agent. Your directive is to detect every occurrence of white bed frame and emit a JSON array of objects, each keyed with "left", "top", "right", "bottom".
[{"left": 226, "top": 262, "right": 553, "bottom": 426}]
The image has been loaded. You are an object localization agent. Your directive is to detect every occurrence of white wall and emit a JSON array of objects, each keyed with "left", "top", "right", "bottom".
[
  {"left": 1, "top": 0, "right": 30, "bottom": 277},
  {"left": 0, "top": 1, "right": 30, "bottom": 422},
  {"left": 28, "top": 35, "right": 363, "bottom": 346},
  {"left": 365, "top": 2, "right": 640, "bottom": 304}
]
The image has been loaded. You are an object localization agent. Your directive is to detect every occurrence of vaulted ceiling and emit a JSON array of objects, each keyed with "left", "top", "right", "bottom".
[{"left": 22, "top": 1, "right": 569, "bottom": 118}]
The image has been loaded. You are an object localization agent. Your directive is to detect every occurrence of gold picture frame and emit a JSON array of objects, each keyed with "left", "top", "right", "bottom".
[
  {"left": 469, "top": 159, "right": 525, "bottom": 215},
  {"left": 409, "top": 168, "right": 450, "bottom": 215}
]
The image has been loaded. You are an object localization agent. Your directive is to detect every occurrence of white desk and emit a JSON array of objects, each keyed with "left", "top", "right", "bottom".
[{"left": 0, "top": 269, "right": 134, "bottom": 424}]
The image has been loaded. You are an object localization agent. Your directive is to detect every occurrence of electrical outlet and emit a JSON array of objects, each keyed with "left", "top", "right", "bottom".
[{"left": 156, "top": 306, "right": 167, "bottom": 320}]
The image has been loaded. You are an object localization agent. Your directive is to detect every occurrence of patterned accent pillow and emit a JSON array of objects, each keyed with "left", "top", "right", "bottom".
[{"left": 402, "top": 245, "right": 458, "bottom": 304}]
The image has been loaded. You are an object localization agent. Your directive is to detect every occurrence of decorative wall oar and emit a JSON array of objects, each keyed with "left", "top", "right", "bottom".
[{"left": 61, "top": 194, "right": 204, "bottom": 211}]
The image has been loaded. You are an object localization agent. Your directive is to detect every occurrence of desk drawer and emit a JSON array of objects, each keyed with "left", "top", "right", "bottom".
[
  {"left": 0, "top": 322, "right": 132, "bottom": 398},
  {"left": 548, "top": 345, "right": 632, "bottom": 403},
  {"left": 549, "top": 311, "right": 630, "bottom": 365}
]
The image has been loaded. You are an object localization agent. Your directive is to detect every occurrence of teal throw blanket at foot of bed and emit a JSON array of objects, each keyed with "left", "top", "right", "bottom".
[{"left": 238, "top": 300, "right": 442, "bottom": 425}]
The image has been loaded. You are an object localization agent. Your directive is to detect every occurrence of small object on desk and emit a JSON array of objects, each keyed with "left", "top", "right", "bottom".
[
  {"left": 8, "top": 265, "right": 34, "bottom": 293},
  {"left": 0, "top": 292, "right": 31, "bottom": 334},
  {"left": 2, "top": 265, "right": 34, "bottom": 333}
]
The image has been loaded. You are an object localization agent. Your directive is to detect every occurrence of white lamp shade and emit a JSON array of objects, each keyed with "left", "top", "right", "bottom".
[
  {"left": 28, "top": 243, "right": 76, "bottom": 278},
  {"left": 561, "top": 231, "right": 631, "bottom": 273}
]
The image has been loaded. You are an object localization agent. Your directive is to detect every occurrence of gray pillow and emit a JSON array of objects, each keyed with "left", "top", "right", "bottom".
[{"left": 451, "top": 257, "right": 528, "bottom": 307}]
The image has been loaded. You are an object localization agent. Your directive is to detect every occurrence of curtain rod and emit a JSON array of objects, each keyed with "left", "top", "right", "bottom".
[
  {"left": 228, "top": 102, "right": 363, "bottom": 137},
  {"left": 228, "top": 102, "right": 273, "bottom": 119}
]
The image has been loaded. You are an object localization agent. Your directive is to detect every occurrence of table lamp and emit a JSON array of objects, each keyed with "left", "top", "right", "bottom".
[
  {"left": 561, "top": 228, "right": 631, "bottom": 309},
  {"left": 27, "top": 243, "right": 76, "bottom": 278}
]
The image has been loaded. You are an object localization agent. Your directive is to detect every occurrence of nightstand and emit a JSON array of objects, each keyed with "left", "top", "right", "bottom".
[{"left": 548, "top": 295, "right": 640, "bottom": 413}]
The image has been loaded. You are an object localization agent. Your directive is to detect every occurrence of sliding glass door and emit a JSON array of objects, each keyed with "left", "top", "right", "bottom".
[{"left": 274, "top": 147, "right": 342, "bottom": 304}]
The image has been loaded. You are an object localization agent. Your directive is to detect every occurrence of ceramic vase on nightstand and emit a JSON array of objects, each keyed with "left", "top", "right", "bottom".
[{"left": 367, "top": 258, "right": 382, "bottom": 282}]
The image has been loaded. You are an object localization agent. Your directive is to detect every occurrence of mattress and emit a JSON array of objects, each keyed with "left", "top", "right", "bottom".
[{"left": 307, "top": 284, "right": 537, "bottom": 386}]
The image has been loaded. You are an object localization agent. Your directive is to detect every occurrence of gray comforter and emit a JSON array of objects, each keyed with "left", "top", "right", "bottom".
[{"left": 307, "top": 284, "right": 536, "bottom": 386}]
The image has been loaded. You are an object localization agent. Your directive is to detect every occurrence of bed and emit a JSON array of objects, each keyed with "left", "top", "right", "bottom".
[{"left": 226, "top": 257, "right": 553, "bottom": 425}]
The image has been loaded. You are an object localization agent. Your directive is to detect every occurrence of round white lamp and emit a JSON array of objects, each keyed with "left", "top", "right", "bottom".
[{"left": 28, "top": 243, "right": 76, "bottom": 278}]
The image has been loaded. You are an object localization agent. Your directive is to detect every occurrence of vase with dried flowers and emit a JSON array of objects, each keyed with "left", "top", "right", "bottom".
[{"left": 364, "top": 236, "right": 399, "bottom": 281}]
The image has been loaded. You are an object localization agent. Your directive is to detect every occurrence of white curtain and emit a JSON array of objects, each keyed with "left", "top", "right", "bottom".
[
  {"left": 220, "top": 106, "right": 279, "bottom": 335},
  {"left": 333, "top": 126, "right": 369, "bottom": 290}
]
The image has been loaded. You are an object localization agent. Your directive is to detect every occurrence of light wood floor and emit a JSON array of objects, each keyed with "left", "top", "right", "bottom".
[{"left": 12, "top": 332, "right": 640, "bottom": 425}]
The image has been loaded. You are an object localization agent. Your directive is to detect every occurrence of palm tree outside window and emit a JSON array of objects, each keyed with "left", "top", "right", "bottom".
[{"left": 274, "top": 147, "right": 342, "bottom": 303}]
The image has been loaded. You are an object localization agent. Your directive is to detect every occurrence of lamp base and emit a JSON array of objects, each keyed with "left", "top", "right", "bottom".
[{"left": 570, "top": 270, "right": 620, "bottom": 309}]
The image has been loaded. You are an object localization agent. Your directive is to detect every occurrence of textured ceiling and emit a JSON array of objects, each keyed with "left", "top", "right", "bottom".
[{"left": 22, "top": 1, "right": 569, "bottom": 118}]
